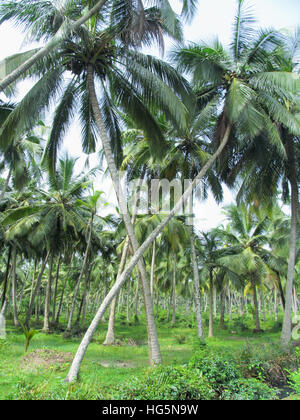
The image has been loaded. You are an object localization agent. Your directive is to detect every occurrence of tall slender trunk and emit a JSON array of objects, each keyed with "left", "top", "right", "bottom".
[
  {"left": 274, "top": 289, "right": 278, "bottom": 321},
  {"left": 43, "top": 251, "right": 54, "bottom": 333},
  {"left": 25, "top": 251, "right": 50, "bottom": 327},
  {"left": 0, "top": 0, "right": 109, "bottom": 91},
  {"left": 52, "top": 254, "right": 62, "bottom": 325},
  {"left": 134, "top": 279, "right": 139, "bottom": 320},
  {"left": 86, "top": 65, "right": 161, "bottom": 367},
  {"left": 213, "top": 285, "right": 217, "bottom": 319},
  {"left": 65, "top": 110, "right": 232, "bottom": 382},
  {"left": 209, "top": 269, "right": 214, "bottom": 337},
  {"left": 251, "top": 277, "right": 261, "bottom": 331},
  {"left": 150, "top": 241, "right": 156, "bottom": 298},
  {"left": 11, "top": 244, "right": 19, "bottom": 327},
  {"left": 28, "top": 259, "right": 37, "bottom": 312},
  {"left": 55, "top": 255, "right": 73, "bottom": 325},
  {"left": 66, "top": 215, "right": 94, "bottom": 333},
  {"left": 171, "top": 253, "right": 177, "bottom": 327},
  {"left": 1, "top": 246, "right": 12, "bottom": 312},
  {"left": 75, "top": 263, "right": 93, "bottom": 330},
  {"left": 281, "top": 140, "right": 299, "bottom": 346},
  {"left": 219, "top": 288, "right": 226, "bottom": 329},
  {"left": 189, "top": 194, "right": 204, "bottom": 338},
  {"left": 103, "top": 168, "right": 145, "bottom": 345}
]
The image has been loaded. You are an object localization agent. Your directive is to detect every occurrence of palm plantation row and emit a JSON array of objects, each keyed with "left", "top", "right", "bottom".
[{"left": 0, "top": 0, "right": 299, "bottom": 384}]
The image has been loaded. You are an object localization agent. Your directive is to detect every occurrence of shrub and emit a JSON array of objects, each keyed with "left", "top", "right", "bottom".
[
  {"left": 289, "top": 367, "right": 300, "bottom": 395},
  {"left": 174, "top": 333, "right": 186, "bottom": 344},
  {"left": 237, "top": 342, "right": 299, "bottom": 387},
  {"left": 230, "top": 317, "right": 249, "bottom": 333},
  {"left": 112, "top": 365, "right": 215, "bottom": 400},
  {"left": 189, "top": 348, "right": 241, "bottom": 391},
  {"left": 221, "top": 378, "right": 278, "bottom": 400}
]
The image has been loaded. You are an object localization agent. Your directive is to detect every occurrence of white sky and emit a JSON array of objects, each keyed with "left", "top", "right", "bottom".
[{"left": 0, "top": 0, "right": 298, "bottom": 230}]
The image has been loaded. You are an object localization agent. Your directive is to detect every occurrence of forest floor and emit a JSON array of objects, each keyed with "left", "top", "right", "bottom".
[{"left": 0, "top": 314, "right": 299, "bottom": 400}]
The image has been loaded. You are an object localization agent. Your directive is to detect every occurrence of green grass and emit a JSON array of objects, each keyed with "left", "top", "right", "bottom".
[{"left": 0, "top": 312, "right": 294, "bottom": 400}]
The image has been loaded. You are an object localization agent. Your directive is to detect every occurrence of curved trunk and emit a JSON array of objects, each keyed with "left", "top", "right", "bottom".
[
  {"left": 103, "top": 169, "right": 145, "bottom": 345},
  {"left": 65, "top": 106, "right": 232, "bottom": 382},
  {"left": 85, "top": 65, "right": 161, "bottom": 367},
  {"left": 281, "top": 140, "right": 299, "bottom": 346}
]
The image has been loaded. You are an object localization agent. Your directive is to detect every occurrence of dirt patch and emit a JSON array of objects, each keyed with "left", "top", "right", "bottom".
[
  {"left": 20, "top": 349, "right": 73, "bottom": 372},
  {"left": 99, "top": 359, "right": 135, "bottom": 369}
]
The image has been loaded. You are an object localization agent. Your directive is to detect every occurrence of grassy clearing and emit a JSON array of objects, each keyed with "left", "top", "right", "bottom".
[{"left": 1, "top": 312, "right": 298, "bottom": 400}]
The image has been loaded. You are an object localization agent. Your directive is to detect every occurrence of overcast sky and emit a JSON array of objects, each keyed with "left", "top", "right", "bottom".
[{"left": 0, "top": 0, "right": 298, "bottom": 229}]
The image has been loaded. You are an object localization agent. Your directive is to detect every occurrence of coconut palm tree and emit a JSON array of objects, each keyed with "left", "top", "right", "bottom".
[
  {"left": 65, "top": 1, "right": 300, "bottom": 382},
  {"left": 0, "top": 0, "right": 199, "bottom": 91},
  {"left": 217, "top": 27, "right": 300, "bottom": 345}
]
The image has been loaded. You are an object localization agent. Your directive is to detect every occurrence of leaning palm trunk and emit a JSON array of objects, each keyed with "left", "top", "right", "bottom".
[
  {"left": 103, "top": 170, "right": 145, "bottom": 345},
  {"left": 86, "top": 65, "right": 161, "bottom": 367},
  {"left": 281, "top": 141, "right": 299, "bottom": 346},
  {"left": 65, "top": 120, "right": 232, "bottom": 382},
  {"left": 0, "top": 0, "right": 108, "bottom": 92}
]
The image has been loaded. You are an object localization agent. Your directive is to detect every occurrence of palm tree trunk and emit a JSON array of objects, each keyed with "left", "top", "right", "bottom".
[
  {"left": 150, "top": 241, "right": 156, "bottom": 298},
  {"left": 1, "top": 246, "right": 12, "bottom": 312},
  {"left": 25, "top": 251, "right": 50, "bottom": 327},
  {"left": 66, "top": 216, "right": 94, "bottom": 333},
  {"left": 209, "top": 269, "right": 214, "bottom": 337},
  {"left": 103, "top": 169, "right": 145, "bottom": 345},
  {"left": 65, "top": 109, "right": 232, "bottom": 382},
  {"left": 55, "top": 255, "right": 73, "bottom": 326},
  {"left": 189, "top": 194, "right": 204, "bottom": 338},
  {"left": 220, "top": 288, "right": 226, "bottom": 329},
  {"left": 86, "top": 65, "right": 161, "bottom": 367},
  {"left": 11, "top": 244, "right": 19, "bottom": 327},
  {"left": 171, "top": 253, "right": 177, "bottom": 327},
  {"left": 274, "top": 289, "right": 278, "bottom": 321},
  {"left": 251, "top": 277, "right": 261, "bottom": 331},
  {"left": 281, "top": 140, "right": 299, "bottom": 346},
  {"left": 43, "top": 251, "right": 54, "bottom": 333},
  {"left": 51, "top": 254, "right": 62, "bottom": 325},
  {"left": 0, "top": 0, "right": 109, "bottom": 91}
]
